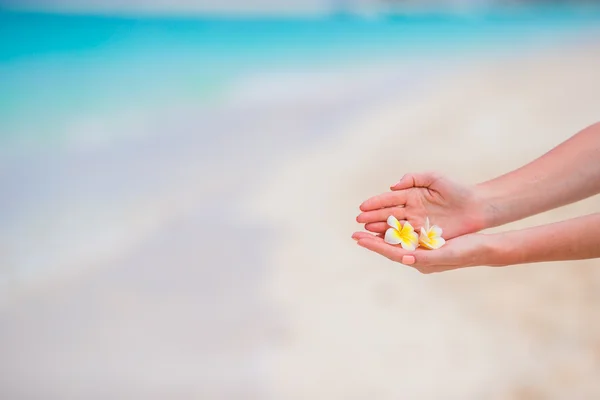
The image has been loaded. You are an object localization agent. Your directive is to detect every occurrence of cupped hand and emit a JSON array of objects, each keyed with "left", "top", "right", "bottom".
[
  {"left": 356, "top": 172, "right": 486, "bottom": 240},
  {"left": 351, "top": 231, "right": 490, "bottom": 274}
]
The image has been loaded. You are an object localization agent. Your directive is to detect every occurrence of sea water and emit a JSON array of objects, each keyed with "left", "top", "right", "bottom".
[{"left": 1, "top": 8, "right": 599, "bottom": 148}]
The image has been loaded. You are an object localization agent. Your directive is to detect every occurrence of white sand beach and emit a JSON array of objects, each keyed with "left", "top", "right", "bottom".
[
  {"left": 2, "top": 38, "right": 600, "bottom": 399},
  {"left": 248, "top": 43, "right": 600, "bottom": 398}
]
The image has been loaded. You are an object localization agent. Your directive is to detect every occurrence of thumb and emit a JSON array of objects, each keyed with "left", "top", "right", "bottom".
[{"left": 390, "top": 172, "right": 440, "bottom": 190}]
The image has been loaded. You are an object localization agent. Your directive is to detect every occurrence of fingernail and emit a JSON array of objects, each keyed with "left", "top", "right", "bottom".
[
  {"left": 401, "top": 255, "right": 415, "bottom": 265},
  {"left": 392, "top": 175, "right": 405, "bottom": 187}
]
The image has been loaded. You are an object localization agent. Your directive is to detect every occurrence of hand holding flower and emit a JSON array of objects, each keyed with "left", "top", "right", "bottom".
[
  {"left": 353, "top": 230, "right": 490, "bottom": 274},
  {"left": 356, "top": 172, "right": 486, "bottom": 240}
]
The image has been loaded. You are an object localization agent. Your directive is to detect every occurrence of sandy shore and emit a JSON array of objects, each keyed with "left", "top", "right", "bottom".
[
  {"left": 1, "top": 40, "right": 600, "bottom": 399},
  {"left": 249, "top": 44, "right": 600, "bottom": 398}
]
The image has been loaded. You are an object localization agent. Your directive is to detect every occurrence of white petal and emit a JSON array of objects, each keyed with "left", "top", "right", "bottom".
[
  {"left": 424, "top": 217, "right": 430, "bottom": 231},
  {"left": 431, "top": 226, "right": 443, "bottom": 237},
  {"left": 387, "top": 215, "right": 400, "bottom": 229},
  {"left": 384, "top": 228, "right": 402, "bottom": 245},
  {"left": 400, "top": 240, "right": 416, "bottom": 251},
  {"left": 434, "top": 237, "right": 446, "bottom": 248},
  {"left": 409, "top": 231, "right": 419, "bottom": 244},
  {"left": 427, "top": 237, "right": 446, "bottom": 249},
  {"left": 401, "top": 221, "right": 415, "bottom": 234},
  {"left": 419, "top": 239, "right": 434, "bottom": 249},
  {"left": 418, "top": 231, "right": 435, "bottom": 249}
]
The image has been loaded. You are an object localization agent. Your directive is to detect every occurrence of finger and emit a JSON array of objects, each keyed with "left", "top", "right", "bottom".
[
  {"left": 356, "top": 206, "right": 406, "bottom": 224},
  {"left": 359, "top": 191, "right": 407, "bottom": 212},
  {"left": 390, "top": 171, "right": 440, "bottom": 190},
  {"left": 352, "top": 231, "right": 384, "bottom": 241},
  {"left": 401, "top": 255, "right": 416, "bottom": 265},
  {"left": 356, "top": 239, "right": 436, "bottom": 268},
  {"left": 364, "top": 222, "right": 388, "bottom": 233},
  {"left": 356, "top": 238, "right": 411, "bottom": 263}
]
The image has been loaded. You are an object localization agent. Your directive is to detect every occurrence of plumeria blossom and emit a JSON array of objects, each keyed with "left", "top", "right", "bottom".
[
  {"left": 384, "top": 216, "right": 419, "bottom": 251},
  {"left": 418, "top": 217, "right": 446, "bottom": 249}
]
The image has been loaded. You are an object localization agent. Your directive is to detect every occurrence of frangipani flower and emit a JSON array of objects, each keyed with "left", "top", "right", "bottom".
[
  {"left": 384, "top": 215, "right": 419, "bottom": 251},
  {"left": 418, "top": 217, "right": 446, "bottom": 249}
]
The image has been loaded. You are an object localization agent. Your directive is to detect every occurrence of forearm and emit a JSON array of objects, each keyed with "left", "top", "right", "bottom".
[
  {"left": 475, "top": 122, "right": 600, "bottom": 229},
  {"left": 482, "top": 213, "right": 600, "bottom": 266}
]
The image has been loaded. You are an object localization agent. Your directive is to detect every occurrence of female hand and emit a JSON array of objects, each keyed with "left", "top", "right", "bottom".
[
  {"left": 356, "top": 172, "right": 487, "bottom": 240},
  {"left": 351, "top": 231, "right": 491, "bottom": 274}
]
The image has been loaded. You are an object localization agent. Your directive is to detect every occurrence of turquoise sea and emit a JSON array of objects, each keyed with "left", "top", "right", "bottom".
[{"left": 1, "top": 7, "right": 600, "bottom": 149}]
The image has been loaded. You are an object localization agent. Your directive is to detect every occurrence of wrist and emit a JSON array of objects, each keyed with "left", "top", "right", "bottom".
[
  {"left": 472, "top": 181, "right": 504, "bottom": 231},
  {"left": 478, "top": 233, "right": 519, "bottom": 267}
]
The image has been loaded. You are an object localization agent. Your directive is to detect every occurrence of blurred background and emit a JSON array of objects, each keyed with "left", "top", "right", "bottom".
[{"left": 1, "top": 0, "right": 600, "bottom": 398}]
